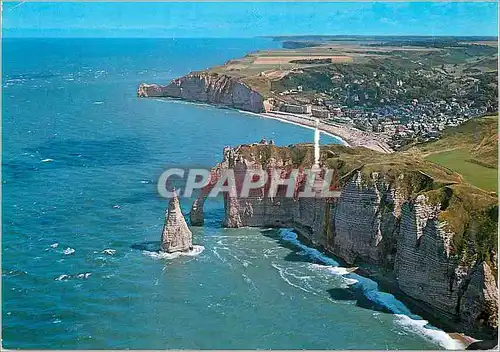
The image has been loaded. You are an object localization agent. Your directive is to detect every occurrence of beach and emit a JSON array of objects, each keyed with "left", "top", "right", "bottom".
[{"left": 257, "top": 111, "right": 394, "bottom": 153}]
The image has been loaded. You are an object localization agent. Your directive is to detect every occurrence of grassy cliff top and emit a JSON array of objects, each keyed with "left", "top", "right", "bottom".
[
  {"left": 406, "top": 115, "right": 498, "bottom": 192},
  {"left": 238, "top": 115, "right": 497, "bottom": 193},
  {"left": 236, "top": 142, "right": 463, "bottom": 187},
  {"left": 408, "top": 115, "right": 498, "bottom": 164}
]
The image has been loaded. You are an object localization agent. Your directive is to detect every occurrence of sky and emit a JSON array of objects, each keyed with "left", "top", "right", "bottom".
[{"left": 3, "top": 2, "right": 499, "bottom": 38}]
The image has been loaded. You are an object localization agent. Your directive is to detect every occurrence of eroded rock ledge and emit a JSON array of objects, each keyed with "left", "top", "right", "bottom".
[
  {"left": 190, "top": 143, "right": 498, "bottom": 339},
  {"left": 137, "top": 72, "right": 265, "bottom": 113}
]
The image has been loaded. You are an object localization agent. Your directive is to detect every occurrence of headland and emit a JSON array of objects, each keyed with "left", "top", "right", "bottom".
[{"left": 137, "top": 35, "right": 497, "bottom": 153}]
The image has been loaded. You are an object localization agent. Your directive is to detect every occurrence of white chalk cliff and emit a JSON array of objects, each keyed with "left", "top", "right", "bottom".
[
  {"left": 137, "top": 72, "right": 265, "bottom": 113},
  {"left": 161, "top": 193, "right": 193, "bottom": 253}
]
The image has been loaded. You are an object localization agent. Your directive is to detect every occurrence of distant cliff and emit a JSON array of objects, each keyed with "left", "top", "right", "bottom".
[
  {"left": 137, "top": 72, "right": 266, "bottom": 113},
  {"left": 190, "top": 142, "right": 498, "bottom": 339}
]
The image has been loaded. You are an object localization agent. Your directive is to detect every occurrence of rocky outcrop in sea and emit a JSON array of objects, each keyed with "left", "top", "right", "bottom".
[
  {"left": 189, "top": 143, "right": 498, "bottom": 339},
  {"left": 161, "top": 193, "right": 193, "bottom": 253},
  {"left": 137, "top": 72, "right": 265, "bottom": 113}
]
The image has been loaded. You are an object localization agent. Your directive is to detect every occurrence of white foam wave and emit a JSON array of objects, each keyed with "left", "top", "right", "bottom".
[
  {"left": 93, "top": 101, "right": 104, "bottom": 105},
  {"left": 55, "top": 274, "right": 70, "bottom": 281},
  {"left": 395, "top": 315, "right": 465, "bottom": 350},
  {"left": 41, "top": 158, "right": 54, "bottom": 163},
  {"left": 281, "top": 229, "right": 412, "bottom": 314},
  {"left": 309, "top": 264, "right": 359, "bottom": 286},
  {"left": 342, "top": 278, "right": 359, "bottom": 286},
  {"left": 212, "top": 247, "right": 226, "bottom": 263},
  {"left": 50, "top": 243, "right": 59, "bottom": 248},
  {"left": 310, "top": 263, "right": 352, "bottom": 276},
  {"left": 272, "top": 262, "right": 314, "bottom": 294},
  {"left": 263, "top": 247, "right": 279, "bottom": 258},
  {"left": 55, "top": 272, "right": 92, "bottom": 281},
  {"left": 220, "top": 247, "right": 253, "bottom": 267},
  {"left": 102, "top": 249, "right": 116, "bottom": 255},
  {"left": 63, "top": 247, "right": 75, "bottom": 255},
  {"left": 76, "top": 272, "right": 92, "bottom": 279},
  {"left": 4, "top": 78, "right": 27, "bottom": 87},
  {"left": 143, "top": 245, "right": 204, "bottom": 260}
]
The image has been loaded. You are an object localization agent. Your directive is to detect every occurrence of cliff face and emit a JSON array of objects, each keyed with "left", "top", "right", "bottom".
[
  {"left": 190, "top": 143, "right": 498, "bottom": 338},
  {"left": 137, "top": 72, "right": 265, "bottom": 113},
  {"left": 394, "top": 194, "right": 498, "bottom": 334}
]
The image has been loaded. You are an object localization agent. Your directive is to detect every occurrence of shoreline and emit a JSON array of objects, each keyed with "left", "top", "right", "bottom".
[
  {"left": 152, "top": 97, "right": 392, "bottom": 153},
  {"left": 259, "top": 111, "right": 393, "bottom": 153},
  {"left": 237, "top": 109, "right": 351, "bottom": 146}
]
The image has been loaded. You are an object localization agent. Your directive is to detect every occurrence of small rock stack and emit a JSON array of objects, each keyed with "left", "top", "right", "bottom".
[{"left": 160, "top": 192, "right": 193, "bottom": 253}]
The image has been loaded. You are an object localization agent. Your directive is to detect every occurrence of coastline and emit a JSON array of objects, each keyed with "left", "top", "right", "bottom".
[
  {"left": 237, "top": 109, "right": 351, "bottom": 146},
  {"left": 259, "top": 111, "right": 393, "bottom": 153},
  {"left": 154, "top": 97, "right": 353, "bottom": 146},
  {"left": 153, "top": 97, "right": 392, "bottom": 153}
]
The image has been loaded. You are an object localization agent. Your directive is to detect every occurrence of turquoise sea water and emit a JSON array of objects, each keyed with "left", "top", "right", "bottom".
[{"left": 3, "top": 38, "right": 459, "bottom": 349}]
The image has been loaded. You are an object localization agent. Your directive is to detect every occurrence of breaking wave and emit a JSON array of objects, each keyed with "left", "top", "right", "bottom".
[
  {"left": 395, "top": 315, "right": 465, "bottom": 350},
  {"left": 54, "top": 272, "right": 91, "bottom": 281},
  {"left": 310, "top": 264, "right": 359, "bottom": 286},
  {"left": 278, "top": 229, "right": 464, "bottom": 350},
  {"left": 143, "top": 245, "right": 205, "bottom": 260},
  {"left": 310, "top": 263, "right": 355, "bottom": 276},
  {"left": 63, "top": 247, "right": 75, "bottom": 255}
]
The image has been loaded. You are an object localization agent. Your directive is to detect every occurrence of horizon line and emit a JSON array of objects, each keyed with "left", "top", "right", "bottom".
[{"left": 3, "top": 35, "right": 499, "bottom": 39}]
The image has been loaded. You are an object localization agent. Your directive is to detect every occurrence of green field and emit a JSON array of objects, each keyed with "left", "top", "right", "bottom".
[{"left": 426, "top": 148, "right": 498, "bottom": 192}]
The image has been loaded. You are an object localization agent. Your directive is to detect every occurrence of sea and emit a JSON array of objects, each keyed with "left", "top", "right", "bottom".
[{"left": 2, "top": 37, "right": 463, "bottom": 349}]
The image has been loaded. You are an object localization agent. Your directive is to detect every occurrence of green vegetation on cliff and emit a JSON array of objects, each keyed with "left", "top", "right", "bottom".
[
  {"left": 412, "top": 115, "right": 498, "bottom": 192},
  {"left": 426, "top": 149, "right": 497, "bottom": 192},
  {"left": 422, "top": 184, "right": 497, "bottom": 263}
]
